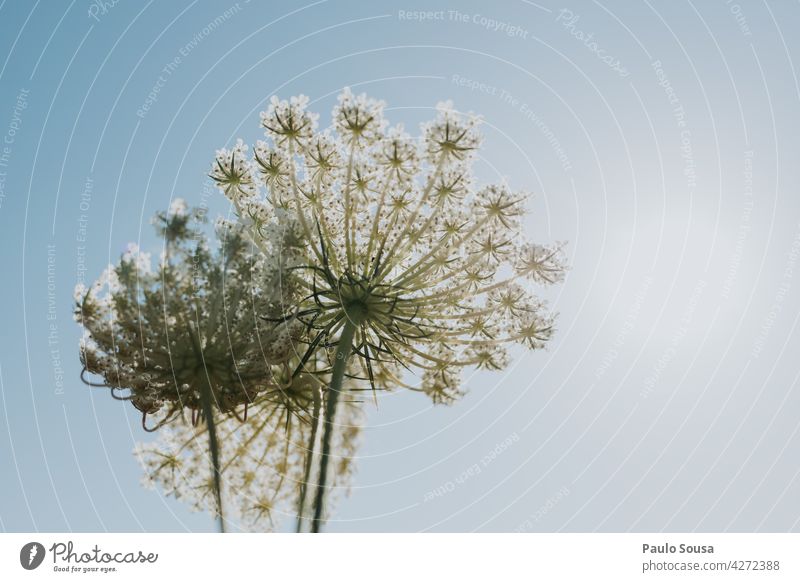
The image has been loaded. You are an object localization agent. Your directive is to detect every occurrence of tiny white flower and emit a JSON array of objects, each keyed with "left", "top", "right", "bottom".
[
  {"left": 168, "top": 197, "right": 188, "bottom": 218},
  {"left": 333, "top": 87, "right": 386, "bottom": 147}
]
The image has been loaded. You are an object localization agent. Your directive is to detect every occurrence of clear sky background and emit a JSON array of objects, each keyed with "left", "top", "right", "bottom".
[{"left": 1, "top": 0, "right": 799, "bottom": 532}]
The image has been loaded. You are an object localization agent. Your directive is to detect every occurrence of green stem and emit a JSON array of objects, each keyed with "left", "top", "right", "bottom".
[
  {"left": 311, "top": 316, "right": 359, "bottom": 532},
  {"left": 295, "top": 385, "right": 322, "bottom": 532},
  {"left": 199, "top": 378, "right": 225, "bottom": 533}
]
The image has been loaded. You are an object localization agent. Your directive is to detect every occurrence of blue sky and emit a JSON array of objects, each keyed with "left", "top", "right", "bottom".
[{"left": 1, "top": 0, "right": 799, "bottom": 532}]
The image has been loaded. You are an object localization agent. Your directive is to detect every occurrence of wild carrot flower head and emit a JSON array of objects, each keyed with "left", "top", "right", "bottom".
[
  {"left": 211, "top": 90, "right": 566, "bottom": 404},
  {"left": 136, "top": 394, "right": 361, "bottom": 531},
  {"left": 74, "top": 202, "right": 310, "bottom": 429}
]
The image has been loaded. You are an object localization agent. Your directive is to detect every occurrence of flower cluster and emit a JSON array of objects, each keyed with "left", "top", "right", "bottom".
[
  {"left": 136, "top": 394, "right": 361, "bottom": 531},
  {"left": 76, "top": 90, "right": 566, "bottom": 533},
  {"left": 74, "top": 201, "right": 308, "bottom": 429},
  {"left": 211, "top": 90, "right": 566, "bottom": 405}
]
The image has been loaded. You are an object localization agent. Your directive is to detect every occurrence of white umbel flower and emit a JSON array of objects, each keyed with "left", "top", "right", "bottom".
[
  {"left": 210, "top": 90, "right": 567, "bottom": 405},
  {"left": 74, "top": 202, "right": 306, "bottom": 428},
  {"left": 136, "top": 394, "right": 362, "bottom": 531},
  {"left": 210, "top": 90, "right": 567, "bottom": 531}
]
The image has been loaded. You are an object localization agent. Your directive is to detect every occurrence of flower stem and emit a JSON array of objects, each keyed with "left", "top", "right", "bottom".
[
  {"left": 311, "top": 316, "right": 359, "bottom": 532},
  {"left": 295, "top": 385, "right": 321, "bottom": 532},
  {"left": 199, "top": 377, "right": 225, "bottom": 533}
]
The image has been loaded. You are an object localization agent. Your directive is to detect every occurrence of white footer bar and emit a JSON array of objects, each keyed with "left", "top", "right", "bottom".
[{"left": 1, "top": 533, "right": 797, "bottom": 581}]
